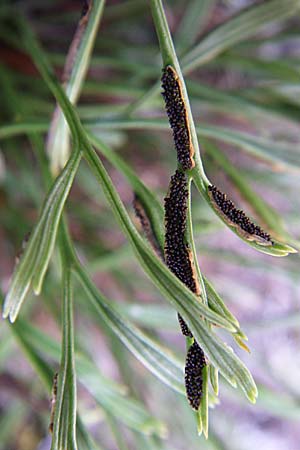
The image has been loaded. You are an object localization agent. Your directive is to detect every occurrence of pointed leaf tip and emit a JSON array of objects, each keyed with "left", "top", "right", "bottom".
[{"left": 248, "top": 387, "right": 258, "bottom": 404}]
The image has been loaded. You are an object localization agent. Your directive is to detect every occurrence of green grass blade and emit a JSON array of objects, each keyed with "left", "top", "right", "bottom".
[
  {"left": 0, "top": 121, "right": 48, "bottom": 139},
  {"left": 9, "top": 321, "right": 54, "bottom": 390},
  {"left": 175, "top": 0, "right": 215, "bottom": 54},
  {"left": 182, "top": 0, "right": 300, "bottom": 72},
  {"left": 198, "top": 124, "right": 300, "bottom": 172},
  {"left": 3, "top": 116, "right": 300, "bottom": 174}
]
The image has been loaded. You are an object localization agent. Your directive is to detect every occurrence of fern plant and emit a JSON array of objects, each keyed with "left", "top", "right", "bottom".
[{"left": 0, "top": 1, "right": 300, "bottom": 449}]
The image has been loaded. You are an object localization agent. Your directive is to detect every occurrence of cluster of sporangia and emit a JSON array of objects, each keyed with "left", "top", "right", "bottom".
[
  {"left": 208, "top": 185, "right": 272, "bottom": 244},
  {"left": 161, "top": 65, "right": 195, "bottom": 171},
  {"left": 162, "top": 65, "right": 207, "bottom": 411},
  {"left": 161, "top": 65, "right": 273, "bottom": 411},
  {"left": 164, "top": 170, "right": 206, "bottom": 410}
]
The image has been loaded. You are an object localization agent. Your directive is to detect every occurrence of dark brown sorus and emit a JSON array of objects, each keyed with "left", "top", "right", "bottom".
[
  {"left": 177, "top": 313, "right": 193, "bottom": 338},
  {"left": 164, "top": 170, "right": 201, "bottom": 339},
  {"left": 161, "top": 65, "right": 195, "bottom": 170},
  {"left": 164, "top": 170, "right": 200, "bottom": 296},
  {"left": 185, "top": 340, "right": 207, "bottom": 410},
  {"left": 164, "top": 172, "right": 207, "bottom": 410},
  {"left": 208, "top": 185, "right": 272, "bottom": 244}
]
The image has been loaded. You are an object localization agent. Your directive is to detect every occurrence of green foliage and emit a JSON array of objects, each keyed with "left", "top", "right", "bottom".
[{"left": 0, "top": 1, "right": 299, "bottom": 449}]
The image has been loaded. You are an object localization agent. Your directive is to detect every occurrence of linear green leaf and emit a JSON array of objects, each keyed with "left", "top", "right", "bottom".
[
  {"left": 175, "top": 0, "right": 215, "bottom": 53},
  {"left": 82, "top": 144, "right": 243, "bottom": 333},
  {"left": 3, "top": 117, "right": 300, "bottom": 174},
  {"left": 2, "top": 149, "right": 81, "bottom": 322},
  {"left": 83, "top": 146, "right": 238, "bottom": 332},
  {"left": 182, "top": 0, "right": 300, "bottom": 72}
]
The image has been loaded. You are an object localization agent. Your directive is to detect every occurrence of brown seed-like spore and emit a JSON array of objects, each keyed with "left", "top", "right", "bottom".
[
  {"left": 208, "top": 185, "right": 272, "bottom": 245},
  {"left": 164, "top": 170, "right": 201, "bottom": 338},
  {"left": 161, "top": 66, "right": 195, "bottom": 170},
  {"left": 185, "top": 340, "right": 206, "bottom": 410}
]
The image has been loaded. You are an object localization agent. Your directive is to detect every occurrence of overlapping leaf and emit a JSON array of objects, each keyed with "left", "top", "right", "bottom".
[{"left": 2, "top": 149, "right": 81, "bottom": 322}]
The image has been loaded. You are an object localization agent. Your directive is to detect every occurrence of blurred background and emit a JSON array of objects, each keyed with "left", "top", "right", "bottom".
[{"left": 1, "top": 0, "right": 300, "bottom": 449}]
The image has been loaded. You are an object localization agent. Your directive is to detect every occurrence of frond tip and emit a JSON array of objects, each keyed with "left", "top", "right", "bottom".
[{"left": 208, "top": 185, "right": 272, "bottom": 245}]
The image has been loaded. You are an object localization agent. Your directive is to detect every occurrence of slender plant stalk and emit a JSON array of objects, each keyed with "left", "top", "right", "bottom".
[
  {"left": 149, "top": 0, "right": 208, "bottom": 187},
  {"left": 150, "top": 0, "right": 214, "bottom": 434},
  {"left": 51, "top": 264, "right": 77, "bottom": 450}
]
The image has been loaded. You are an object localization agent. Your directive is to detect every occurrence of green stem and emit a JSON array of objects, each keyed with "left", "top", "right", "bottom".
[
  {"left": 149, "top": 0, "right": 209, "bottom": 185},
  {"left": 51, "top": 265, "right": 77, "bottom": 450}
]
